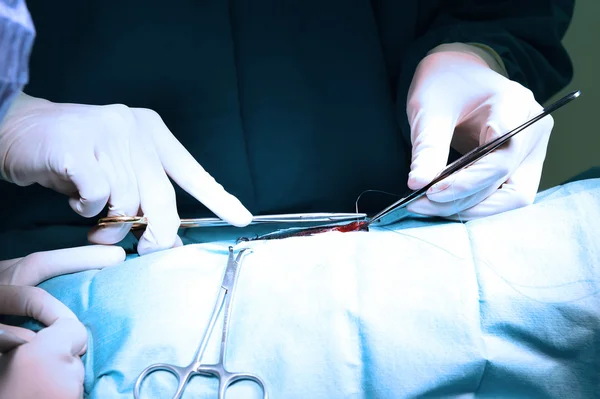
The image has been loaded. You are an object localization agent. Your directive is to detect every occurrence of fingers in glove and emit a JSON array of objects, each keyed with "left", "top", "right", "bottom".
[
  {"left": 0, "top": 259, "right": 21, "bottom": 273},
  {"left": 407, "top": 105, "right": 458, "bottom": 191},
  {"left": 139, "top": 109, "right": 253, "bottom": 227},
  {"left": 443, "top": 179, "right": 529, "bottom": 221},
  {"left": 443, "top": 124, "right": 551, "bottom": 220},
  {"left": 33, "top": 318, "right": 88, "bottom": 357},
  {"left": 16, "top": 318, "right": 87, "bottom": 398},
  {"left": 0, "top": 285, "right": 77, "bottom": 326},
  {"left": 409, "top": 125, "right": 550, "bottom": 219},
  {"left": 173, "top": 235, "right": 183, "bottom": 248},
  {"left": 423, "top": 145, "right": 517, "bottom": 206},
  {"left": 128, "top": 113, "right": 181, "bottom": 255},
  {"left": 0, "top": 246, "right": 125, "bottom": 286},
  {"left": 408, "top": 91, "right": 551, "bottom": 217},
  {"left": 427, "top": 92, "right": 548, "bottom": 201},
  {"left": 131, "top": 229, "right": 183, "bottom": 251},
  {"left": 0, "top": 324, "right": 35, "bottom": 350},
  {"left": 66, "top": 154, "right": 111, "bottom": 218},
  {"left": 407, "top": 174, "right": 505, "bottom": 217},
  {"left": 87, "top": 150, "right": 140, "bottom": 245},
  {"left": 2, "top": 318, "right": 88, "bottom": 399}
]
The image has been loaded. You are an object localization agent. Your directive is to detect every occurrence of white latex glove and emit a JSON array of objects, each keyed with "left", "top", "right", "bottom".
[
  {"left": 405, "top": 43, "right": 553, "bottom": 220},
  {"left": 0, "top": 93, "right": 253, "bottom": 254},
  {"left": 0, "top": 245, "right": 125, "bottom": 399}
]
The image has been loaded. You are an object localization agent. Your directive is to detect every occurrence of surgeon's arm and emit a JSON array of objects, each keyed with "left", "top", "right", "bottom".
[
  {"left": 0, "top": 0, "right": 35, "bottom": 124},
  {"left": 399, "top": 0, "right": 575, "bottom": 219},
  {"left": 399, "top": 0, "right": 574, "bottom": 106}
]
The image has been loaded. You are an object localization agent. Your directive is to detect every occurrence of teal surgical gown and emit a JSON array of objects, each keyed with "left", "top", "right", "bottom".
[{"left": 0, "top": 1, "right": 574, "bottom": 230}]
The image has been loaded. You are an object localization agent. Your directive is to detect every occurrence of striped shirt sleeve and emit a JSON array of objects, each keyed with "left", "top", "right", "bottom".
[{"left": 0, "top": 0, "right": 35, "bottom": 124}]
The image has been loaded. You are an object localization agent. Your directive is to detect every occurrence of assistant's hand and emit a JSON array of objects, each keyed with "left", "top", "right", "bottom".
[
  {"left": 0, "top": 93, "right": 253, "bottom": 254},
  {"left": 405, "top": 43, "right": 553, "bottom": 220},
  {"left": 0, "top": 245, "right": 125, "bottom": 399}
]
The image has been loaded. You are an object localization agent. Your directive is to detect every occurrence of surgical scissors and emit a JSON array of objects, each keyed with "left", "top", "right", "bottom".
[{"left": 133, "top": 247, "right": 268, "bottom": 399}]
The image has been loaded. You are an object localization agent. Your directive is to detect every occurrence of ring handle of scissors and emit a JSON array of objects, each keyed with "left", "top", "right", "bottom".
[
  {"left": 220, "top": 372, "right": 268, "bottom": 399},
  {"left": 133, "top": 363, "right": 268, "bottom": 399},
  {"left": 194, "top": 364, "right": 268, "bottom": 399},
  {"left": 133, "top": 363, "right": 191, "bottom": 399}
]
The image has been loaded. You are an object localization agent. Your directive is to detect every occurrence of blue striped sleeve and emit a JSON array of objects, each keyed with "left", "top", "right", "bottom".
[{"left": 0, "top": 0, "right": 35, "bottom": 124}]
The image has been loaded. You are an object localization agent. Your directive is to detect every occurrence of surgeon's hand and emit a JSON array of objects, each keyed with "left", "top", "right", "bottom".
[
  {"left": 405, "top": 43, "right": 553, "bottom": 220},
  {"left": 0, "top": 245, "right": 125, "bottom": 399},
  {"left": 0, "top": 93, "right": 253, "bottom": 254}
]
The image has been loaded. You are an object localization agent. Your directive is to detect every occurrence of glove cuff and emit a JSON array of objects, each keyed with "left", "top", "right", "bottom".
[{"left": 427, "top": 42, "right": 509, "bottom": 78}]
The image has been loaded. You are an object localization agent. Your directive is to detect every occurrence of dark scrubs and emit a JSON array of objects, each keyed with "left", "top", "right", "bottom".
[{"left": 0, "top": 0, "right": 574, "bottom": 229}]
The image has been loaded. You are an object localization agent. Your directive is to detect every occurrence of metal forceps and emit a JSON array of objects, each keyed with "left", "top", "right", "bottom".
[
  {"left": 134, "top": 247, "right": 267, "bottom": 399},
  {"left": 365, "top": 90, "right": 582, "bottom": 226}
]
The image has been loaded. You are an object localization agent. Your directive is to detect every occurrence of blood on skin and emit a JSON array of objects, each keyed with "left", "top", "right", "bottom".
[{"left": 238, "top": 221, "right": 369, "bottom": 242}]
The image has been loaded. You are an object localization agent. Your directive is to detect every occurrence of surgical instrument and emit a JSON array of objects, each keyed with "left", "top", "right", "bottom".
[
  {"left": 97, "top": 212, "right": 367, "bottom": 230},
  {"left": 133, "top": 247, "right": 268, "bottom": 399},
  {"left": 101, "top": 90, "right": 580, "bottom": 239},
  {"left": 365, "top": 89, "right": 581, "bottom": 226},
  {"left": 240, "top": 90, "right": 581, "bottom": 241}
]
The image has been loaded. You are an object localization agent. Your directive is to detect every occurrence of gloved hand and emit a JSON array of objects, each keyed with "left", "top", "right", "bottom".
[
  {"left": 0, "top": 93, "right": 253, "bottom": 254},
  {"left": 0, "top": 245, "right": 125, "bottom": 399},
  {"left": 405, "top": 43, "right": 553, "bottom": 220}
]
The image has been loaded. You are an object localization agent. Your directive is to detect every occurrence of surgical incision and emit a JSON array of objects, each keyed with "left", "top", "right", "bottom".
[{"left": 237, "top": 221, "right": 369, "bottom": 242}]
